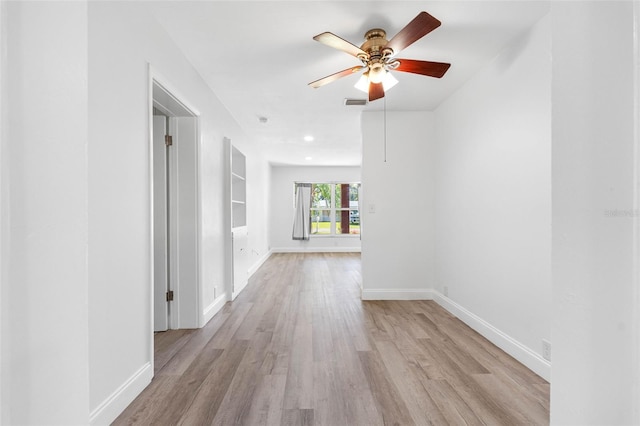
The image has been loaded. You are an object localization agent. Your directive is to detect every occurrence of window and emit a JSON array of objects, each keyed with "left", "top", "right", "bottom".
[{"left": 307, "top": 183, "right": 360, "bottom": 236}]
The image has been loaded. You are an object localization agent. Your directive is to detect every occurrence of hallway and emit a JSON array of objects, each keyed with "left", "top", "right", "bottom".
[{"left": 114, "top": 253, "right": 549, "bottom": 425}]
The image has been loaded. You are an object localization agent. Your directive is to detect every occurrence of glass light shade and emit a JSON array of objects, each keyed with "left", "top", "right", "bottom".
[
  {"left": 354, "top": 70, "right": 399, "bottom": 94},
  {"left": 381, "top": 71, "right": 398, "bottom": 91},
  {"left": 354, "top": 73, "right": 369, "bottom": 93}
]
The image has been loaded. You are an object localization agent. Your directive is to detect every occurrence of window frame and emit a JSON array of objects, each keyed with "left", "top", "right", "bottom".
[{"left": 295, "top": 182, "right": 360, "bottom": 238}]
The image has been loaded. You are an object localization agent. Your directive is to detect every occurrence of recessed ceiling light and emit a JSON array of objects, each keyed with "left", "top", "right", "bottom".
[
  {"left": 305, "top": 156, "right": 313, "bottom": 161},
  {"left": 303, "top": 135, "right": 314, "bottom": 142}
]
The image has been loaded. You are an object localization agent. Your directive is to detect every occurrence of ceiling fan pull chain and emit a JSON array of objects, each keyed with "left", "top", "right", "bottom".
[{"left": 384, "top": 95, "right": 387, "bottom": 163}]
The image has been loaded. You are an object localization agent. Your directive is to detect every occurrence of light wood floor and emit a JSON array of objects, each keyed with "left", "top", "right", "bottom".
[{"left": 113, "top": 252, "right": 549, "bottom": 425}]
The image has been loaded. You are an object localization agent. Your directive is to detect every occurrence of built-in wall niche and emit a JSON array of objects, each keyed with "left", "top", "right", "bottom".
[
  {"left": 227, "top": 140, "right": 249, "bottom": 298},
  {"left": 231, "top": 145, "right": 246, "bottom": 228}
]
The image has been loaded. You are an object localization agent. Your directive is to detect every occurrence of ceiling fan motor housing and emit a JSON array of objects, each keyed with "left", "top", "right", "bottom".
[{"left": 361, "top": 29, "right": 393, "bottom": 60}]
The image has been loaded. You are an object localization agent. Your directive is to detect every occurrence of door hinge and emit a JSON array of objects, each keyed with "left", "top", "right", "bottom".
[
  {"left": 166, "top": 290, "right": 174, "bottom": 302},
  {"left": 165, "top": 135, "right": 173, "bottom": 147}
]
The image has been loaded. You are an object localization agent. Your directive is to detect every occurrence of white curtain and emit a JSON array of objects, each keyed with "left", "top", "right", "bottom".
[{"left": 292, "top": 183, "right": 312, "bottom": 240}]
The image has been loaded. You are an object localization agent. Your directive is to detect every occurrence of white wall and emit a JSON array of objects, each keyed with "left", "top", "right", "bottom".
[
  {"left": 434, "top": 15, "right": 551, "bottom": 377},
  {"left": 551, "top": 2, "right": 638, "bottom": 424},
  {"left": 361, "top": 111, "right": 437, "bottom": 298},
  {"left": 270, "top": 165, "right": 361, "bottom": 252},
  {"left": 1, "top": 2, "right": 90, "bottom": 424},
  {"left": 87, "top": 2, "right": 270, "bottom": 423},
  {"left": 246, "top": 153, "right": 272, "bottom": 273}
]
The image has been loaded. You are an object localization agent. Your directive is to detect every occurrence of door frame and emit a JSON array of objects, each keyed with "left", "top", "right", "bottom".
[{"left": 148, "top": 65, "right": 202, "bottom": 369}]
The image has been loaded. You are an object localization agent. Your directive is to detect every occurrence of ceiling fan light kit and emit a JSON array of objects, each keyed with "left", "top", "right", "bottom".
[
  {"left": 309, "top": 11, "right": 451, "bottom": 102},
  {"left": 354, "top": 71, "right": 398, "bottom": 93}
]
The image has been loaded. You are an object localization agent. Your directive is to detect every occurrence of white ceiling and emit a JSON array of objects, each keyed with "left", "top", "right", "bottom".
[{"left": 150, "top": 1, "right": 550, "bottom": 166}]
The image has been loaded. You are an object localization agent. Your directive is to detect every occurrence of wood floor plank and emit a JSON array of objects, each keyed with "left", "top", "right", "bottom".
[
  {"left": 472, "top": 372, "right": 549, "bottom": 425},
  {"left": 386, "top": 301, "right": 431, "bottom": 340},
  {"left": 418, "top": 378, "right": 484, "bottom": 426},
  {"left": 282, "top": 312, "right": 314, "bottom": 409},
  {"left": 212, "top": 331, "right": 274, "bottom": 425},
  {"left": 418, "top": 337, "right": 525, "bottom": 425},
  {"left": 209, "top": 301, "right": 254, "bottom": 350},
  {"left": 177, "top": 338, "right": 249, "bottom": 425},
  {"left": 358, "top": 350, "right": 415, "bottom": 426},
  {"left": 154, "top": 329, "right": 196, "bottom": 374},
  {"left": 320, "top": 333, "right": 380, "bottom": 425},
  {"left": 155, "top": 308, "right": 231, "bottom": 377},
  {"left": 281, "top": 408, "right": 314, "bottom": 426},
  {"left": 374, "top": 339, "right": 449, "bottom": 425},
  {"left": 114, "top": 253, "right": 550, "bottom": 426},
  {"left": 311, "top": 360, "right": 350, "bottom": 426},
  {"left": 242, "top": 374, "right": 287, "bottom": 426},
  {"left": 143, "top": 342, "right": 225, "bottom": 424}
]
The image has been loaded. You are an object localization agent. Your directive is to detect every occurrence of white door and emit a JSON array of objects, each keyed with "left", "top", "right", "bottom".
[{"left": 153, "top": 115, "right": 169, "bottom": 331}]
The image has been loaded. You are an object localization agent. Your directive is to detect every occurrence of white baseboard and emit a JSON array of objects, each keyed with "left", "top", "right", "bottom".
[
  {"left": 361, "top": 288, "right": 435, "bottom": 300},
  {"left": 89, "top": 362, "right": 152, "bottom": 426},
  {"left": 271, "top": 247, "right": 361, "bottom": 253},
  {"left": 248, "top": 249, "right": 272, "bottom": 277},
  {"left": 433, "top": 291, "right": 551, "bottom": 382},
  {"left": 201, "top": 292, "right": 228, "bottom": 327}
]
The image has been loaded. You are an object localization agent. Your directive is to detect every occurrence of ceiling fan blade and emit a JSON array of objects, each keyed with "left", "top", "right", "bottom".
[
  {"left": 394, "top": 59, "right": 451, "bottom": 78},
  {"left": 369, "top": 82, "right": 385, "bottom": 101},
  {"left": 308, "top": 66, "right": 365, "bottom": 88},
  {"left": 313, "top": 32, "right": 367, "bottom": 58},
  {"left": 386, "top": 11, "right": 441, "bottom": 54}
]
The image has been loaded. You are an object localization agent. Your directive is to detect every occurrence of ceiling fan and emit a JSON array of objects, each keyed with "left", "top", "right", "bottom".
[{"left": 308, "top": 11, "right": 451, "bottom": 102}]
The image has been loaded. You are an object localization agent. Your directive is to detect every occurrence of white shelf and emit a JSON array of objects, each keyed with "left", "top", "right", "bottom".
[
  {"left": 230, "top": 145, "right": 246, "bottom": 229},
  {"left": 232, "top": 201, "right": 246, "bottom": 230},
  {"left": 231, "top": 146, "right": 246, "bottom": 179},
  {"left": 232, "top": 175, "right": 246, "bottom": 204}
]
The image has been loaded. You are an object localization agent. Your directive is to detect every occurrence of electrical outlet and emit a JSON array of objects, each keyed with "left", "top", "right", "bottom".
[
  {"left": 443, "top": 286, "right": 449, "bottom": 297},
  {"left": 542, "top": 339, "right": 551, "bottom": 361}
]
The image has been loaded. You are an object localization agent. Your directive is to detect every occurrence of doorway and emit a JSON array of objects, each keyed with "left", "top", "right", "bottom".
[
  {"left": 152, "top": 111, "right": 169, "bottom": 331},
  {"left": 151, "top": 79, "right": 200, "bottom": 334}
]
